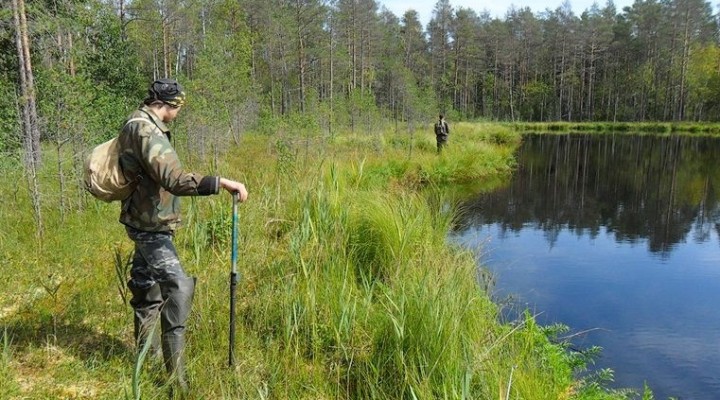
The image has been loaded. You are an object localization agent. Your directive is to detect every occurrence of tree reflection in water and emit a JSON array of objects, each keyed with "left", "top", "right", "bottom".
[{"left": 457, "top": 133, "right": 720, "bottom": 257}]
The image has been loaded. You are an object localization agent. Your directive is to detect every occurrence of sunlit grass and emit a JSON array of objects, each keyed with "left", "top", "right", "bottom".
[{"left": 0, "top": 123, "right": 634, "bottom": 399}]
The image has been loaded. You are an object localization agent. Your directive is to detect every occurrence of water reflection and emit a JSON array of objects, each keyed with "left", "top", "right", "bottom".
[
  {"left": 452, "top": 133, "right": 720, "bottom": 399},
  {"left": 457, "top": 133, "right": 720, "bottom": 256}
]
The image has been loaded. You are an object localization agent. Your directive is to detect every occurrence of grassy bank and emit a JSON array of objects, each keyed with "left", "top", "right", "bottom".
[
  {"left": 511, "top": 120, "right": 720, "bottom": 135},
  {"left": 0, "top": 122, "right": 638, "bottom": 399}
]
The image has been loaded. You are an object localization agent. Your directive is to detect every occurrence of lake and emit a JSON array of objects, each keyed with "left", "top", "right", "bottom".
[{"left": 451, "top": 133, "right": 720, "bottom": 399}]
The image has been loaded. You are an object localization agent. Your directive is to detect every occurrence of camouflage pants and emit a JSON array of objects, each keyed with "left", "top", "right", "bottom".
[
  {"left": 125, "top": 226, "right": 188, "bottom": 290},
  {"left": 436, "top": 135, "right": 448, "bottom": 152}
]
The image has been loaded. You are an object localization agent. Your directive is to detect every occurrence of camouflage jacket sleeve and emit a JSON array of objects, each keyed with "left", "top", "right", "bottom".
[{"left": 137, "top": 122, "right": 219, "bottom": 196}]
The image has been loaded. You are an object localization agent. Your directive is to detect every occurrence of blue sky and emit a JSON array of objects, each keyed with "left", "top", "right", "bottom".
[{"left": 380, "top": 0, "right": 636, "bottom": 26}]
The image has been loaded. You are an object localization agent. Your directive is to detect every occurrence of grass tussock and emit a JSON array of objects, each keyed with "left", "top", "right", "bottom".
[{"left": 0, "top": 123, "right": 634, "bottom": 399}]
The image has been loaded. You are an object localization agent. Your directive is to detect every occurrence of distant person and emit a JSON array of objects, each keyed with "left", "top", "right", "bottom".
[
  {"left": 118, "top": 78, "right": 248, "bottom": 396},
  {"left": 434, "top": 114, "right": 450, "bottom": 153}
]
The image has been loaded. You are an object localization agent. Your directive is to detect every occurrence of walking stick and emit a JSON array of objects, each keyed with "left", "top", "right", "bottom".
[{"left": 229, "top": 191, "right": 239, "bottom": 367}]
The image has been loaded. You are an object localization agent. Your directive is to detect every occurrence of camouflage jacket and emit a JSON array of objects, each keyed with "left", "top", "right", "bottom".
[
  {"left": 118, "top": 106, "right": 219, "bottom": 232},
  {"left": 434, "top": 120, "right": 449, "bottom": 138}
]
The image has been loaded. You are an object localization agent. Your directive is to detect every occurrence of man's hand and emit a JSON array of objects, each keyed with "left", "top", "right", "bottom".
[{"left": 220, "top": 178, "right": 248, "bottom": 202}]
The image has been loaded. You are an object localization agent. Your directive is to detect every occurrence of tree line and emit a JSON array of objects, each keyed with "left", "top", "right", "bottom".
[{"left": 3, "top": 0, "right": 720, "bottom": 162}]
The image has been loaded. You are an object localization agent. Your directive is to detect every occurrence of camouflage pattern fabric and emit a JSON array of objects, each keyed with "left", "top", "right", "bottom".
[
  {"left": 118, "top": 106, "right": 219, "bottom": 232},
  {"left": 434, "top": 120, "right": 449, "bottom": 139},
  {"left": 126, "top": 226, "right": 188, "bottom": 288},
  {"left": 435, "top": 120, "right": 449, "bottom": 153}
]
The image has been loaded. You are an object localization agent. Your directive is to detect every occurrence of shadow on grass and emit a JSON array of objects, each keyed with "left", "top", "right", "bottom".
[{"left": 1, "top": 314, "right": 133, "bottom": 364}]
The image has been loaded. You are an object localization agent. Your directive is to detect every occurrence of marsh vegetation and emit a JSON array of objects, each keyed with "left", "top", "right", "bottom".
[{"left": 0, "top": 123, "right": 653, "bottom": 399}]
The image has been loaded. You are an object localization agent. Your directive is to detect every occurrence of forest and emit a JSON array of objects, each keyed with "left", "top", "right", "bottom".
[{"left": 5, "top": 0, "right": 720, "bottom": 162}]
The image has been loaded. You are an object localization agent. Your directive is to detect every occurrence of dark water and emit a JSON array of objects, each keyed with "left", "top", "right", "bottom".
[{"left": 451, "top": 133, "right": 720, "bottom": 399}]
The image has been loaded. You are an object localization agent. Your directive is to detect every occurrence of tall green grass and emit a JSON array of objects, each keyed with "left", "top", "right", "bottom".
[{"left": 0, "top": 124, "right": 638, "bottom": 399}]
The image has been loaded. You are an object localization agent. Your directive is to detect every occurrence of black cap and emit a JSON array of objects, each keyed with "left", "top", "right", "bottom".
[{"left": 146, "top": 78, "right": 186, "bottom": 107}]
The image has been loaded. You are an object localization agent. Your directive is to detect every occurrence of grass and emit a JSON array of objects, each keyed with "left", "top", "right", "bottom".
[
  {"left": 0, "top": 122, "right": 643, "bottom": 399},
  {"left": 511, "top": 120, "right": 720, "bottom": 135}
]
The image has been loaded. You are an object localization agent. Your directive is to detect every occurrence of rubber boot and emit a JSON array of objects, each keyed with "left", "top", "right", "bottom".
[
  {"left": 128, "top": 280, "right": 163, "bottom": 358},
  {"left": 160, "top": 276, "right": 196, "bottom": 397}
]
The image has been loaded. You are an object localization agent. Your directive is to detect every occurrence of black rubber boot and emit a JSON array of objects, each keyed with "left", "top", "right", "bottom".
[
  {"left": 160, "top": 276, "right": 196, "bottom": 396},
  {"left": 128, "top": 280, "right": 163, "bottom": 357}
]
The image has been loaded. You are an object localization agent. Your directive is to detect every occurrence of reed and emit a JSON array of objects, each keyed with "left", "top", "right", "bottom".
[{"left": 0, "top": 328, "right": 19, "bottom": 398}]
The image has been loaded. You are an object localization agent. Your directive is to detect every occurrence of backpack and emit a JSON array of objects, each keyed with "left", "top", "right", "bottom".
[
  {"left": 83, "top": 117, "right": 151, "bottom": 202},
  {"left": 434, "top": 121, "right": 447, "bottom": 137}
]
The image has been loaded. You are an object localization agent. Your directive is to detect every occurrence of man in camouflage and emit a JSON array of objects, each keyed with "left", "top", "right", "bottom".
[
  {"left": 118, "top": 78, "right": 248, "bottom": 396},
  {"left": 434, "top": 114, "right": 450, "bottom": 153}
]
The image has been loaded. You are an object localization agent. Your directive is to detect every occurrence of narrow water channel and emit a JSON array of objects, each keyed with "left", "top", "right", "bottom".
[{"left": 451, "top": 133, "right": 720, "bottom": 399}]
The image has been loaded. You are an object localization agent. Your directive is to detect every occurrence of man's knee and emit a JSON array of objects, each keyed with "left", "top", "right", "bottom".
[{"left": 160, "top": 276, "right": 196, "bottom": 334}]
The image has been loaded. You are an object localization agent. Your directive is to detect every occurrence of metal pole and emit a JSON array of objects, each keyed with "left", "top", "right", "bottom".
[{"left": 229, "top": 192, "right": 239, "bottom": 366}]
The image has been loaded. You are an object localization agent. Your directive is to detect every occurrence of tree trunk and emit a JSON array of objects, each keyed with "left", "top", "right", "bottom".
[
  {"left": 14, "top": 0, "right": 40, "bottom": 168},
  {"left": 13, "top": 0, "right": 43, "bottom": 236},
  {"left": 329, "top": 18, "right": 334, "bottom": 137},
  {"left": 295, "top": 0, "right": 306, "bottom": 113},
  {"left": 678, "top": 5, "right": 691, "bottom": 121},
  {"left": 163, "top": 19, "right": 170, "bottom": 77}
]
